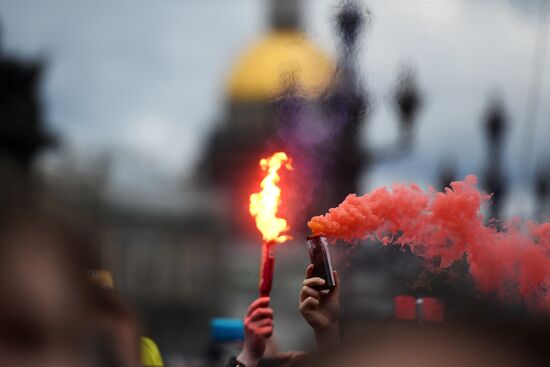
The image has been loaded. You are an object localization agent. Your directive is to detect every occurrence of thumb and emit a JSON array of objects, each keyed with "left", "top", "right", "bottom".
[{"left": 305, "top": 264, "right": 315, "bottom": 279}]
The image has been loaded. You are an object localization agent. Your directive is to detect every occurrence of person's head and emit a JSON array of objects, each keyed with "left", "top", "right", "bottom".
[
  {"left": 0, "top": 174, "right": 94, "bottom": 367},
  {"left": 313, "top": 321, "right": 547, "bottom": 367},
  {"left": 297, "top": 290, "right": 550, "bottom": 367},
  {"left": 89, "top": 285, "right": 141, "bottom": 367}
]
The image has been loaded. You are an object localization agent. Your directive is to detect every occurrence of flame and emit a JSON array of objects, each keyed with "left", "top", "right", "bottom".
[{"left": 249, "top": 152, "right": 293, "bottom": 243}]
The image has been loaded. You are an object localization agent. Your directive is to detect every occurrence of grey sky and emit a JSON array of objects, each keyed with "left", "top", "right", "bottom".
[{"left": 0, "top": 0, "right": 548, "bottom": 216}]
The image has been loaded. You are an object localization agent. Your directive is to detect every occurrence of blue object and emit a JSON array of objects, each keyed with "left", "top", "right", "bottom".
[{"left": 210, "top": 318, "right": 245, "bottom": 342}]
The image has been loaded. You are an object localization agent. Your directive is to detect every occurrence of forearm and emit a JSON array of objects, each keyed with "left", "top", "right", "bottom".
[
  {"left": 314, "top": 323, "right": 340, "bottom": 349},
  {"left": 236, "top": 350, "right": 260, "bottom": 367}
]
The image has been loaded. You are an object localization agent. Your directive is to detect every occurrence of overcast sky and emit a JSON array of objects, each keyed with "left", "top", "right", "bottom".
[{"left": 0, "top": 0, "right": 548, "bottom": 217}]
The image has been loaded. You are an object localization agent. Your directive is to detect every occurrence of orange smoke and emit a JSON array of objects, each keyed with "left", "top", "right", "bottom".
[
  {"left": 249, "top": 152, "right": 293, "bottom": 243},
  {"left": 308, "top": 175, "right": 550, "bottom": 310}
]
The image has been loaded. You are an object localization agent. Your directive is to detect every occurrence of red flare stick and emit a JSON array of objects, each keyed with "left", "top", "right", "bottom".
[{"left": 259, "top": 241, "right": 276, "bottom": 297}]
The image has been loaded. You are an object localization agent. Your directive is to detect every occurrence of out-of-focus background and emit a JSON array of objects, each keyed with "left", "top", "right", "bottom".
[{"left": 0, "top": 0, "right": 549, "bottom": 365}]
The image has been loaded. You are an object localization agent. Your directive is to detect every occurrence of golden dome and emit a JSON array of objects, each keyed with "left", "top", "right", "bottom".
[{"left": 227, "top": 31, "right": 335, "bottom": 101}]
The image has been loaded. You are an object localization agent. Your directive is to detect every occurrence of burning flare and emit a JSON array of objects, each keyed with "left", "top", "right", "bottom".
[{"left": 249, "top": 152, "right": 292, "bottom": 243}]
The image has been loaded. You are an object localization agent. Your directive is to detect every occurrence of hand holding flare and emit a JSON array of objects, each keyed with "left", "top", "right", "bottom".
[
  {"left": 237, "top": 297, "right": 274, "bottom": 367},
  {"left": 249, "top": 152, "right": 292, "bottom": 297}
]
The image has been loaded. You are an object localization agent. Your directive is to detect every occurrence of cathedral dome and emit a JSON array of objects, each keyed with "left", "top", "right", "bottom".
[{"left": 226, "top": 30, "right": 335, "bottom": 101}]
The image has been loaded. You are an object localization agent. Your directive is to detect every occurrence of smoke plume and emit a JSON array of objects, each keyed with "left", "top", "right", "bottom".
[{"left": 308, "top": 175, "right": 550, "bottom": 309}]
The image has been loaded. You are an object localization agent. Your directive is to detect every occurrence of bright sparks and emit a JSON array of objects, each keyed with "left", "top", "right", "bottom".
[{"left": 249, "top": 152, "right": 292, "bottom": 243}]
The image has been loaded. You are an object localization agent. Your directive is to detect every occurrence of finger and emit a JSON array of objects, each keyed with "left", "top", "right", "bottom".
[
  {"left": 257, "top": 326, "right": 273, "bottom": 338},
  {"left": 303, "top": 277, "right": 325, "bottom": 288},
  {"left": 246, "top": 297, "right": 270, "bottom": 315},
  {"left": 246, "top": 297, "right": 270, "bottom": 316},
  {"left": 251, "top": 318, "right": 273, "bottom": 328},
  {"left": 245, "top": 318, "right": 273, "bottom": 333},
  {"left": 300, "top": 286, "right": 321, "bottom": 302},
  {"left": 305, "top": 264, "right": 315, "bottom": 278},
  {"left": 299, "top": 296, "right": 320, "bottom": 313},
  {"left": 249, "top": 307, "right": 274, "bottom": 321}
]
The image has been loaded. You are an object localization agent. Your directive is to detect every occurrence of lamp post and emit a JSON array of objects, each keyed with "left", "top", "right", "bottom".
[{"left": 482, "top": 97, "right": 508, "bottom": 221}]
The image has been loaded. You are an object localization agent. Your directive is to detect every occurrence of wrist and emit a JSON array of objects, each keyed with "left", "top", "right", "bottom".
[
  {"left": 237, "top": 350, "right": 260, "bottom": 367},
  {"left": 314, "top": 323, "right": 340, "bottom": 348}
]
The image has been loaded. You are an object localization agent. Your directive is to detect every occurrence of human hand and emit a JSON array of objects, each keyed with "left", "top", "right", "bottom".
[
  {"left": 237, "top": 297, "right": 273, "bottom": 367},
  {"left": 299, "top": 264, "right": 340, "bottom": 347}
]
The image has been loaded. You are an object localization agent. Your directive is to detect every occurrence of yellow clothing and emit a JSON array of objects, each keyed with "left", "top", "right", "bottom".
[{"left": 140, "top": 337, "right": 164, "bottom": 367}]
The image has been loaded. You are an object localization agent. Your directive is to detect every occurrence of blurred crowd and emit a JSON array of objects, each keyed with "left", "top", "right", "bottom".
[
  {"left": 0, "top": 171, "right": 163, "bottom": 367},
  {"left": 1, "top": 169, "right": 550, "bottom": 367}
]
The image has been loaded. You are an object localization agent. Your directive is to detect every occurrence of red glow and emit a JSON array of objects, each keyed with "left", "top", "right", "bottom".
[{"left": 249, "top": 152, "right": 292, "bottom": 243}]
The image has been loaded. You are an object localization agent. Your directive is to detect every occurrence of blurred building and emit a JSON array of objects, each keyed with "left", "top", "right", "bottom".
[
  {"left": 40, "top": 151, "right": 228, "bottom": 357},
  {"left": 198, "top": 0, "right": 367, "bottom": 240},
  {"left": 198, "top": 0, "right": 334, "bottom": 234},
  {"left": 0, "top": 42, "right": 53, "bottom": 172}
]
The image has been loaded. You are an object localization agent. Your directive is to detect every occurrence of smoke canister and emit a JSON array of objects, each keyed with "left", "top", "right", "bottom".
[{"left": 306, "top": 235, "right": 336, "bottom": 290}]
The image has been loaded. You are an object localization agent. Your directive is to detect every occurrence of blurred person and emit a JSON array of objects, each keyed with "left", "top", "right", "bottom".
[
  {"left": 226, "top": 297, "right": 273, "bottom": 367},
  {"left": 298, "top": 265, "right": 340, "bottom": 349},
  {"left": 89, "top": 269, "right": 163, "bottom": 367},
  {"left": 291, "top": 317, "right": 550, "bottom": 367},
  {"left": 0, "top": 173, "right": 94, "bottom": 367},
  {"left": 89, "top": 283, "right": 141, "bottom": 367},
  {"left": 293, "top": 263, "right": 550, "bottom": 367}
]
